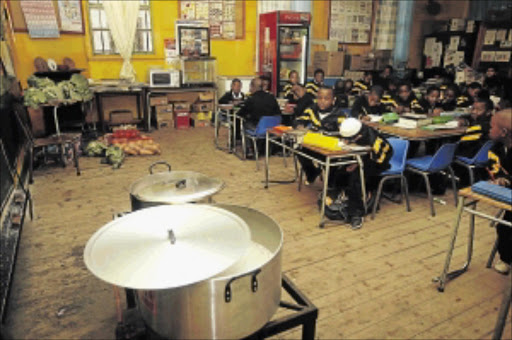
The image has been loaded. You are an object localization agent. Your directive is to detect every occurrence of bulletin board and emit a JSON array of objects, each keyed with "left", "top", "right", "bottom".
[
  {"left": 6, "top": 0, "right": 84, "bottom": 34},
  {"left": 329, "top": 0, "right": 374, "bottom": 44},
  {"left": 178, "top": 0, "right": 245, "bottom": 40}
]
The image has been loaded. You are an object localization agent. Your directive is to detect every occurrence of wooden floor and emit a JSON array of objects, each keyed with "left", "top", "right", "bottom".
[{"left": 4, "top": 127, "right": 511, "bottom": 339}]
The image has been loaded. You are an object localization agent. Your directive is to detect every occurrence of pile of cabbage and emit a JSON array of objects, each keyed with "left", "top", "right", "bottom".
[{"left": 24, "top": 74, "right": 93, "bottom": 108}]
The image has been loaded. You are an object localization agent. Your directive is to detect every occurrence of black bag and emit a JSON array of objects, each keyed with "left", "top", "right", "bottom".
[{"left": 318, "top": 193, "right": 349, "bottom": 221}]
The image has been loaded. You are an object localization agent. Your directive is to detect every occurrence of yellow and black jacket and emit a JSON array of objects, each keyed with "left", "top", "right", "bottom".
[
  {"left": 487, "top": 143, "right": 512, "bottom": 188},
  {"left": 353, "top": 79, "right": 372, "bottom": 92},
  {"left": 305, "top": 80, "right": 322, "bottom": 97},
  {"left": 457, "top": 113, "right": 492, "bottom": 158},
  {"left": 380, "top": 94, "right": 398, "bottom": 111},
  {"left": 355, "top": 124, "right": 393, "bottom": 174},
  {"left": 393, "top": 92, "right": 417, "bottom": 111},
  {"left": 282, "top": 82, "right": 297, "bottom": 103},
  {"left": 294, "top": 104, "right": 347, "bottom": 132},
  {"left": 411, "top": 97, "right": 442, "bottom": 114},
  {"left": 456, "top": 93, "right": 473, "bottom": 108},
  {"left": 351, "top": 95, "right": 386, "bottom": 119}
]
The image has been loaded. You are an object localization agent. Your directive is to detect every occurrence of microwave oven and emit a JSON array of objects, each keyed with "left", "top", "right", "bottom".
[{"left": 149, "top": 69, "right": 180, "bottom": 88}]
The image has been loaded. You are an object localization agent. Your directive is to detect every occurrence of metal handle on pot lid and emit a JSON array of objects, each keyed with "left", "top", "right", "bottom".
[
  {"left": 149, "top": 161, "right": 172, "bottom": 174},
  {"left": 224, "top": 268, "right": 261, "bottom": 303}
]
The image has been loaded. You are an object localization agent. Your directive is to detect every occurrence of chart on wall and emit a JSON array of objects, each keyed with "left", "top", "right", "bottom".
[
  {"left": 19, "top": 0, "right": 60, "bottom": 38},
  {"left": 329, "top": 0, "right": 373, "bottom": 44},
  {"left": 179, "top": 0, "right": 244, "bottom": 40}
]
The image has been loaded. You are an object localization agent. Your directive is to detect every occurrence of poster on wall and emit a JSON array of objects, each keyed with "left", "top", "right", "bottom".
[
  {"left": 179, "top": 0, "right": 242, "bottom": 40},
  {"left": 20, "top": 0, "right": 60, "bottom": 38},
  {"left": 329, "top": 0, "right": 373, "bottom": 44},
  {"left": 57, "top": 0, "right": 83, "bottom": 33}
]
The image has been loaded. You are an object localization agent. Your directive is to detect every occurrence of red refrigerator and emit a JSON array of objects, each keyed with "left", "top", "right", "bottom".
[{"left": 258, "top": 11, "right": 311, "bottom": 96}]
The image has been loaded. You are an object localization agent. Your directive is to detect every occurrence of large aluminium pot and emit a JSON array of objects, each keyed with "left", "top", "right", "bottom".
[
  {"left": 84, "top": 204, "right": 283, "bottom": 340},
  {"left": 130, "top": 161, "right": 224, "bottom": 211},
  {"left": 136, "top": 204, "right": 283, "bottom": 340}
]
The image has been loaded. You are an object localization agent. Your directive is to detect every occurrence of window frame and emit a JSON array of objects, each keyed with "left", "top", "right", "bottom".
[{"left": 87, "top": 0, "right": 154, "bottom": 56}]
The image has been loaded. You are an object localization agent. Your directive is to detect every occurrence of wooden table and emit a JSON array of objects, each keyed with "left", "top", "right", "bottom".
[
  {"left": 367, "top": 122, "right": 467, "bottom": 141},
  {"left": 92, "top": 86, "right": 145, "bottom": 132},
  {"left": 264, "top": 128, "right": 370, "bottom": 228},
  {"left": 434, "top": 186, "right": 512, "bottom": 292}
]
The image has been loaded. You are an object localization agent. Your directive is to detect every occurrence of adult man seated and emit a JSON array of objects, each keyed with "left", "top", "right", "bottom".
[
  {"left": 237, "top": 77, "right": 281, "bottom": 130},
  {"left": 219, "top": 78, "right": 245, "bottom": 104}
]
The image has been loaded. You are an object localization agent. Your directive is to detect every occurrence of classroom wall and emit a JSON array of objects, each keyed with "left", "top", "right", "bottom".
[
  {"left": 12, "top": 0, "right": 374, "bottom": 86},
  {"left": 311, "top": 0, "right": 374, "bottom": 56},
  {"left": 12, "top": 0, "right": 258, "bottom": 86},
  {"left": 407, "top": 0, "right": 470, "bottom": 69}
]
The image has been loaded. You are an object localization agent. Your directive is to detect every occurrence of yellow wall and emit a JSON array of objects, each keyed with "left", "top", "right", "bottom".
[
  {"left": 12, "top": 0, "right": 259, "bottom": 86},
  {"left": 12, "top": 0, "right": 336, "bottom": 86}
]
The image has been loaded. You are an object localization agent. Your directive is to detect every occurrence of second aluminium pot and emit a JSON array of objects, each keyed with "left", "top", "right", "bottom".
[{"left": 130, "top": 161, "right": 224, "bottom": 210}]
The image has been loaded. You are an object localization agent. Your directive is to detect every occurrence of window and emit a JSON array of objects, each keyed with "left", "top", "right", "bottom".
[{"left": 88, "top": 0, "right": 153, "bottom": 55}]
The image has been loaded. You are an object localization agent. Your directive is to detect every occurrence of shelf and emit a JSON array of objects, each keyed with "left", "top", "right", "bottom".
[{"left": 280, "top": 58, "right": 302, "bottom": 62}]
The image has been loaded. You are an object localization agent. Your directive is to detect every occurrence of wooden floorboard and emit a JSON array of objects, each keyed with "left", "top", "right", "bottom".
[{"left": 3, "top": 127, "right": 511, "bottom": 339}]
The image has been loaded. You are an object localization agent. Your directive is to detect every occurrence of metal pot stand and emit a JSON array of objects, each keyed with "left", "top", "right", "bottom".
[{"left": 116, "top": 274, "right": 318, "bottom": 340}]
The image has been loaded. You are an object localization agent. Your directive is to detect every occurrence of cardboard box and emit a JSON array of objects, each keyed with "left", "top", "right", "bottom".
[
  {"left": 199, "top": 92, "right": 214, "bottom": 101},
  {"left": 174, "top": 102, "right": 190, "bottom": 112},
  {"left": 157, "top": 112, "right": 174, "bottom": 128},
  {"left": 174, "top": 111, "right": 190, "bottom": 129},
  {"left": 374, "top": 50, "right": 392, "bottom": 59},
  {"left": 313, "top": 51, "right": 345, "bottom": 76},
  {"left": 166, "top": 92, "right": 198, "bottom": 103},
  {"left": 149, "top": 96, "right": 168, "bottom": 106},
  {"left": 155, "top": 104, "right": 173, "bottom": 115},
  {"left": 156, "top": 104, "right": 174, "bottom": 128},
  {"left": 350, "top": 56, "right": 362, "bottom": 70},
  {"left": 193, "top": 102, "right": 214, "bottom": 112}
]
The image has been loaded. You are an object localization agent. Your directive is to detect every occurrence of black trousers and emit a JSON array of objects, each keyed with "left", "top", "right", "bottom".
[
  {"left": 297, "top": 148, "right": 324, "bottom": 182},
  {"left": 497, "top": 210, "right": 512, "bottom": 264},
  {"left": 334, "top": 166, "right": 381, "bottom": 218}
]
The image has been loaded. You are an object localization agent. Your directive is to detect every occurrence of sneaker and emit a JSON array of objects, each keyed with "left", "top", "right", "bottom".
[
  {"left": 494, "top": 259, "right": 510, "bottom": 275},
  {"left": 350, "top": 216, "right": 364, "bottom": 230}
]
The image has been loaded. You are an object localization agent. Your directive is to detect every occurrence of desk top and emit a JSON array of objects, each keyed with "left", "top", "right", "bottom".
[
  {"left": 368, "top": 123, "right": 466, "bottom": 141},
  {"left": 301, "top": 144, "right": 370, "bottom": 157},
  {"left": 459, "top": 187, "right": 512, "bottom": 211}
]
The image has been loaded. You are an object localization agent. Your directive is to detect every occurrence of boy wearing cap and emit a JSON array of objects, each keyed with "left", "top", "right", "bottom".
[{"left": 336, "top": 118, "right": 393, "bottom": 229}]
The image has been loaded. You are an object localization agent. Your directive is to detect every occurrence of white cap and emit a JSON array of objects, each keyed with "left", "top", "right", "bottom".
[{"left": 339, "top": 118, "right": 362, "bottom": 138}]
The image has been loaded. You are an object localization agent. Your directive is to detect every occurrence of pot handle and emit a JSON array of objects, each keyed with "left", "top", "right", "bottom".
[
  {"left": 149, "top": 161, "right": 172, "bottom": 174},
  {"left": 224, "top": 268, "right": 261, "bottom": 303}
]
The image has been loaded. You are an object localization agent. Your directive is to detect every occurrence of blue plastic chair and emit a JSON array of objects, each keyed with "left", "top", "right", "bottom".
[
  {"left": 242, "top": 115, "right": 282, "bottom": 170},
  {"left": 454, "top": 140, "right": 494, "bottom": 185},
  {"left": 406, "top": 143, "right": 458, "bottom": 216},
  {"left": 371, "top": 138, "right": 411, "bottom": 219}
]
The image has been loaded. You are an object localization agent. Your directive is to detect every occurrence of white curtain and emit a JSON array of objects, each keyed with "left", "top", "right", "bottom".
[{"left": 103, "top": 0, "right": 140, "bottom": 82}]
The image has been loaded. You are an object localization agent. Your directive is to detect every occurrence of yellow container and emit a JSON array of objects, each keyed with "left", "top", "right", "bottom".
[{"left": 302, "top": 132, "right": 343, "bottom": 151}]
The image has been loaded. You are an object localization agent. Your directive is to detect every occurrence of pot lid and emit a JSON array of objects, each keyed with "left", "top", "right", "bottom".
[
  {"left": 84, "top": 205, "right": 251, "bottom": 290},
  {"left": 131, "top": 171, "right": 224, "bottom": 204}
]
